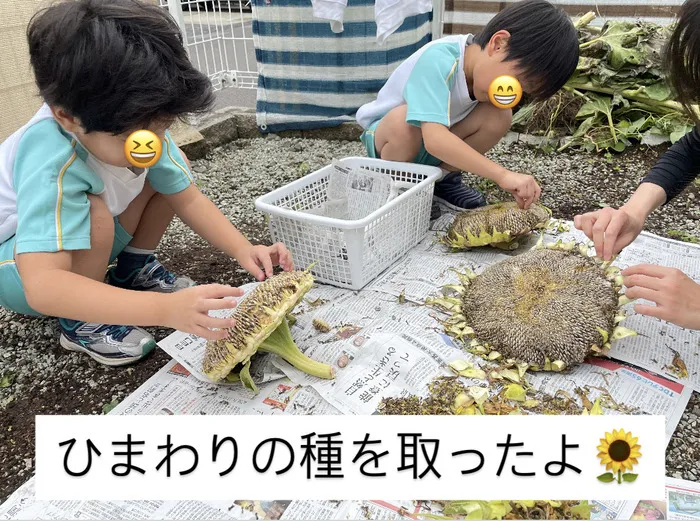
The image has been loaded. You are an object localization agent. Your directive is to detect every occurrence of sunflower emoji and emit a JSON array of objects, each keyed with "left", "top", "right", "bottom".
[{"left": 597, "top": 429, "right": 642, "bottom": 484}]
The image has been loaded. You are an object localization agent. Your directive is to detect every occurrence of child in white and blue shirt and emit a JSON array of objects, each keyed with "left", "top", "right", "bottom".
[
  {"left": 356, "top": 0, "right": 581, "bottom": 216},
  {"left": 0, "top": 0, "right": 294, "bottom": 366}
]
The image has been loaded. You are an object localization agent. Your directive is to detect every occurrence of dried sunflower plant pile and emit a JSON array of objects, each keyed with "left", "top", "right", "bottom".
[{"left": 512, "top": 12, "right": 698, "bottom": 152}]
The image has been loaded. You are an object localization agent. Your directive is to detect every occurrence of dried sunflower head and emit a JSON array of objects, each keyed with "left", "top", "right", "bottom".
[
  {"left": 202, "top": 269, "right": 335, "bottom": 390},
  {"left": 440, "top": 202, "right": 551, "bottom": 250},
  {"left": 427, "top": 239, "right": 636, "bottom": 371}
]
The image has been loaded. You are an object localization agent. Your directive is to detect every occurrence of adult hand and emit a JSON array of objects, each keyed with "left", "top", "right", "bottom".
[
  {"left": 574, "top": 206, "right": 645, "bottom": 261},
  {"left": 622, "top": 264, "right": 700, "bottom": 330}
]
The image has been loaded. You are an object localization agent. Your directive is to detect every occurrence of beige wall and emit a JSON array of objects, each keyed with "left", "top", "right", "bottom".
[
  {"left": 0, "top": 0, "right": 160, "bottom": 143},
  {"left": 0, "top": 1, "right": 50, "bottom": 142}
]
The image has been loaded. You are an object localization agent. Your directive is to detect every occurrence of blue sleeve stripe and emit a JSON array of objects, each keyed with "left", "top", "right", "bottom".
[{"left": 55, "top": 139, "right": 78, "bottom": 251}]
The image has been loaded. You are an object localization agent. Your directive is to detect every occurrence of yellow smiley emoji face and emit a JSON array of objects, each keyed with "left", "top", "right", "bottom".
[
  {"left": 488, "top": 75, "right": 523, "bottom": 109},
  {"left": 124, "top": 130, "right": 162, "bottom": 168}
]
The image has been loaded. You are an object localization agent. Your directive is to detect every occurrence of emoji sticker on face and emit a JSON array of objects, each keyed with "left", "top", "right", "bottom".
[
  {"left": 488, "top": 75, "right": 522, "bottom": 109},
  {"left": 125, "top": 130, "right": 162, "bottom": 168}
]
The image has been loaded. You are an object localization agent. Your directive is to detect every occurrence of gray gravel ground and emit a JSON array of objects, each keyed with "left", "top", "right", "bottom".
[{"left": 1, "top": 136, "right": 699, "bottom": 504}]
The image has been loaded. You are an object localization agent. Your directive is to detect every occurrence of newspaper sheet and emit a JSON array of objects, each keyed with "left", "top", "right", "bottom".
[
  {"left": 587, "top": 498, "right": 668, "bottom": 520},
  {"left": 0, "top": 480, "right": 240, "bottom": 521},
  {"left": 109, "top": 360, "right": 342, "bottom": 417},
  {"left": 589, "top": 500, "right": 639, "bottom": 520},
  {"left": 155, "top": 218, "right": 700, "bottom": 397},
  {"left": 2, "top": 220, "right": 699, "bottom": 520},
  {"left": 537, "top": 224, "right": 700, "bottom": 392},
  {"left": 668, "top": 477, "right": 700, "bottom": 520},
  {"left": 525, "top": 357, "right": 692, "bottom": 444}
]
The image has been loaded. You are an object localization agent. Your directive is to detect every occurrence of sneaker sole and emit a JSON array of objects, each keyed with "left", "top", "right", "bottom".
[{"left": 59, "top": 335, "right": 156, "bottom": 367}]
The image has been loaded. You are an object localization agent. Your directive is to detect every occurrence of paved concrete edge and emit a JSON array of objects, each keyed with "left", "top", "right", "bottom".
[
  {"left": 177, "top": 107, "right": 638, "bottom": 160},
  {"left": 178, "top": 107, "right": 364, "bottom": 159}
]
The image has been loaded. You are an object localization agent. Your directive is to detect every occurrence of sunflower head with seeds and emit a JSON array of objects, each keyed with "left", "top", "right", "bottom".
[
  {"left": 439, "top": 202, "right": 551, "bottom": 250},
  {"left": 426, "top": 237, "right": 637, "bottom": 373}
]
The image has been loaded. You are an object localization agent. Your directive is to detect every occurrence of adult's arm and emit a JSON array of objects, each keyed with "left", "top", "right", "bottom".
[{"left": 641, "top": 125, "right": 700, "bottom": 202}]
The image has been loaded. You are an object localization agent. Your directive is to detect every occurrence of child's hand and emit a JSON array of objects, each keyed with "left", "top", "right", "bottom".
[
  {"left": 237, "top": 243, "right": 295, "bottom": 281},
  {"left": 498, "top": 171, "right": 542, "bottom": 209},
  {"left": 164, "top": 284, "right": 244, "bottom": 341}
]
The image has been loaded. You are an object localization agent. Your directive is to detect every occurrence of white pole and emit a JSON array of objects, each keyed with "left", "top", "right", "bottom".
[
  {"left": 431, "top": 0, "right": 444, "bottom": 40},
  {"left": 167, "top": 0, "right": 188, "bottom": 48}
]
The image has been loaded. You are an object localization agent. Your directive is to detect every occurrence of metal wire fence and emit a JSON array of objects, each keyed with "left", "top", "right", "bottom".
[{"left": 160, "top": 0, "right": 257, "bottom": 91}]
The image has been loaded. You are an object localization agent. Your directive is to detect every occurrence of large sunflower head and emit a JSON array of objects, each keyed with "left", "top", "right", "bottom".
[{"left": 597, "top": 429, "right": 642, "bottom": 473}]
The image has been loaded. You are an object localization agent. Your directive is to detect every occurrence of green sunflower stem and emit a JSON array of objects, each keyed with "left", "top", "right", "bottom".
[
  {"left": 618, "top": 470, "right": 622, "bottom": 484},
  {"left": 259, "top": 319, "right": 335, "bottom": 380}
]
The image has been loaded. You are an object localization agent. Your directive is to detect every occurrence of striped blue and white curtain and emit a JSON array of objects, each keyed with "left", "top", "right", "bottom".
[{"left": 252, "top": 0, "right": 433, "bottom": 133}]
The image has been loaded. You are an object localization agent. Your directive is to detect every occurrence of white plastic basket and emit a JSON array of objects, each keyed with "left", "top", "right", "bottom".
[{"left": 254, "top": 157, "right": 442, "bottom": 290}]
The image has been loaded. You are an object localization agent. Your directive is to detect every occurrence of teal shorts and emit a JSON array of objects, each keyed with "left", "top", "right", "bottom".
[
  {"left": 360, "top": 118, "right": 444, "bottom": 167},
  {"left": 0, "top": 217, "right": 132, "bottom": 316}
]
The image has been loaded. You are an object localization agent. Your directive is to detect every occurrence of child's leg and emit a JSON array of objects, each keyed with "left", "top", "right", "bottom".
[
  {"left": 69, "top": 193, "right": 117, "bottom": 281},
  {"left": 373, "top": 105, "right": 423, "bottom": 162},
  {"left": 372, "top": 104, "right": 508, "bottom": 212},
  {"left": 106, "top": 180, "right": 195, "bottom": 292},
  {"left": 437, "top": 103, "right": 512, "bottom": 171},
  {"left": 113, "top": 181, "right": 174, "bottom": 249},
  {"left": 58, "top": 194, "right": 157, "bottom": 366},
  {"left": 117, "top": 146, "right": 191, "bottom": 247},
  {"left": 431, "top": 103, "right": 512, "bottom": 212}
]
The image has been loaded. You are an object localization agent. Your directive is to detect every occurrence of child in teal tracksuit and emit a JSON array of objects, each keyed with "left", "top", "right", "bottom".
[
  {"left": 0, "top": 0, "right": 293, "bottom": 366},
  {"left": 356, "top": 0, "right": 579, "bottom": 216}
]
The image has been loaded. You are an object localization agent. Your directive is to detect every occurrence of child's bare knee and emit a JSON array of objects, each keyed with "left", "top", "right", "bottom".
[
  {"left": 87, "top": 194, "right": 115, "bottom": 247},
  {"left": 486, "top": 106, "right": 513, "bottom": 137},
  {"left": 379, "top": 122, "right": 422, "bottom": 161},
  {"left": 397, "top": 123, "right": 422, "bottom": 145},
  {"left": 142, "top": 180, "right": 157, "bottom": 198}
]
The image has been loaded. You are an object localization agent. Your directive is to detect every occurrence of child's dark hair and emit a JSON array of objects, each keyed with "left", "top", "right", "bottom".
[
  {"left": 27, "top": 0, "right": 214, "bottom": 134},
  {"left": 474, "top": 0, "right": 579, "bottom": 100},
  {"left": 665, "top": 0, "right": 700, "bottom": 123}
]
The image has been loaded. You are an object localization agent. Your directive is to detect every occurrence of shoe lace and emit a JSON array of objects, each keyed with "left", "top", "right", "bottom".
[
  {"left": 146, "top": 257, "right": 178, "bottom": 285},
  {"left": 104, "top": 325, "right": 132, "bottom": 342}
]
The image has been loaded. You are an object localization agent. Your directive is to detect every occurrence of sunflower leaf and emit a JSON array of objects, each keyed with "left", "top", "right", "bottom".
[
  {"left": 0, "top": 372, "right": 15, "bottom": 388},
  {"left": 504, "top": 384, "right": 527, "bottom": 402},
  {"left": 597, "top": 472, "right": 615, "bottom": 483},
  {"left": 514, "top": 19, "right": 698, "bottom": 153},
  {"left": 622, "top": 473, "right": 639, "bottom": 482},
  {"left": 567, "top": 501, "right": 592, "bottom": 519}
]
